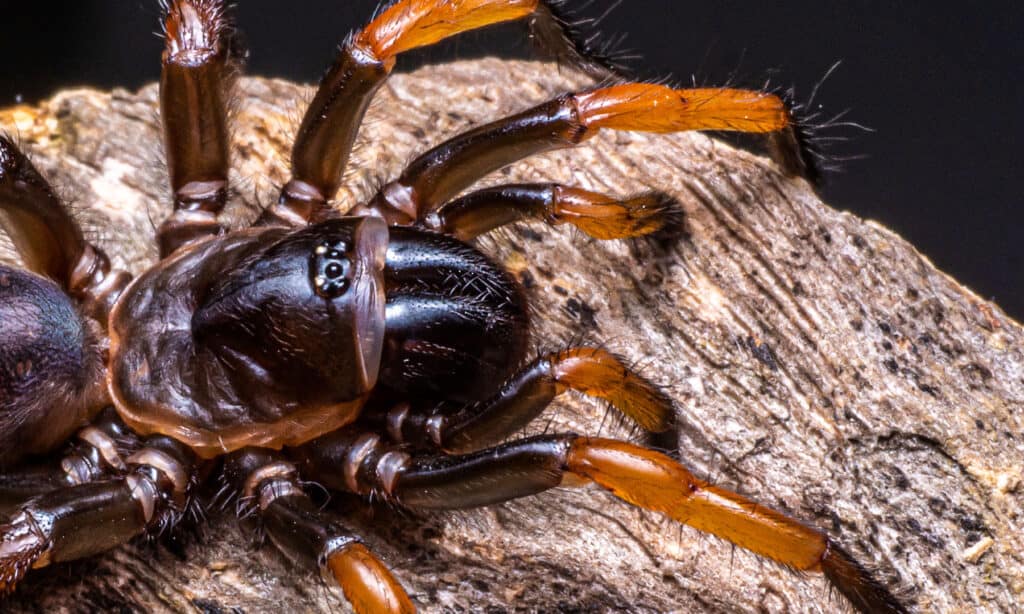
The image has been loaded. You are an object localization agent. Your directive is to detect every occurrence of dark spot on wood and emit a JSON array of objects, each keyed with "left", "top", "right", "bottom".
[
  {"left": 884, "top": 358, "right": 899, "bottom": 374},
  {"left": 446, "top": 111, "right": 465, "bottom": 123},
  {"left": 851, "top": 234, "right": 867, "bottom": 249},
  {"left": 957, "top": 511, "right": 986, "bottom": 534},
  {"left": 518, "top": 269, "right": 535, "bottom": 288},
  {"left": 745, "top": 336, "right": 780, "bottom": 371},
  {"left": 975, "top": 419, "right": 985, "bottom": 430},
  {"left": 962, "top": 362, "right": 993, "bottom": 385},
  {"left": 928, "top": 497, "right": 947, "bottom": 515},
  {"left": 552, "top": 285, "right": 568, "bottom": 296},
  {"left": 882, "top": 340, "right": 893, "bottom": 351},
  {"left": 889, "top": 466, "right": 910, "bottom": 490},
  {"left": 410, "top": 127, "right": 426, "bottom": 139},
  {"left": 878, "top": 321, "right": 892, "bottom": 335},
  {"left": 192, "top": 598, "right": 243, "bottom": 614},
  {"left": 564, "top": 297, "right": 598, "bottom": 330},
  {"left": 850, "top": 318, "right": 864, "bottom": 331},
  {"left": 906, "top": 517, "right": 946, "bottom": 549},
  {"left": 791, "top": 281, "right": 806, "bottom": 296},
  {"left": 917, "top": 381, "right": 940, "bottom": 397},
  {"left": 515, "top": 226, "right": 544, "bottom": 242},
  {"left": 421, "top": 526, "right": 440, "bottom": 540},
  {"left": 907, "top": 287, "right": 920, "bottom": 300},
  {"left": 829, "top": 510, "right": 842, "bottom": 533}
]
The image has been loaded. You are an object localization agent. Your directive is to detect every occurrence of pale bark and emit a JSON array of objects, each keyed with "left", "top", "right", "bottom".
[{"left": 1, "top": 59, "right": 1021, "bottom": 613}]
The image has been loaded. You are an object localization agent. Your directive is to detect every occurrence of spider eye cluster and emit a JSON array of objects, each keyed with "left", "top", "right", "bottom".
[{"left": 312, "top": 240, "right": 352, "bottom": 298}]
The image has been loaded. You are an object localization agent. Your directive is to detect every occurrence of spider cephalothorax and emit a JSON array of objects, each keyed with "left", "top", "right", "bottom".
[{"left": 0, "top": 1, "right": 906, "bottom": 612}]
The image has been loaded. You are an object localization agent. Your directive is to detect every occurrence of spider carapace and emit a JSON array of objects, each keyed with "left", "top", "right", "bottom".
[{"left": 0, "top": 1, "right": 906, "bottom": 612}]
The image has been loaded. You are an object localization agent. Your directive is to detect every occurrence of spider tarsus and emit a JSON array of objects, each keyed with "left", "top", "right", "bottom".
[
  {"left": 768, "top": 99, "right": 824, "bottom": 186},
  {"left": 530, "top": 0, "right": 630, "bottom": 79},
  {"left": 821, "top": 540, "right": 909, "bottom": 614}
]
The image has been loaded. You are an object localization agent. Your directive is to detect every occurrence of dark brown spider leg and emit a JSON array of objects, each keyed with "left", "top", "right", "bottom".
[
  {"left": 156, "top": 0, "right": 236, "bottom": 258},
  {"left": 298, "top": 433, "right": 904, "bottom": 614},
  {"left": 359, "top": 83, "right": 796, "bottom": 224},
  {"left": 260, "top": 0, "right": 557, "bottom": 228},
  {"left": 0, "top": 138, "right": 130, "bottom": 322},
  {"left": 0, "top": 409, "right": 140, "bottom": 509},
  {"left": 386, "top": 347, "right": 674, "bottom": 453},
  {"left": 0, "top": 435, "right": 194, "bottom": 594},
  {"left": 421, "top": 182, "right": 679, "bottom": 242},
  {"left": 225, "top": 449, "right": 414, "bottom": 614}
]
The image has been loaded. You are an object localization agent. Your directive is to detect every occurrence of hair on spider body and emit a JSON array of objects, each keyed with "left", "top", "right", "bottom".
[{"left": 0, "top": 1, "right": 907, "bottom": 612}]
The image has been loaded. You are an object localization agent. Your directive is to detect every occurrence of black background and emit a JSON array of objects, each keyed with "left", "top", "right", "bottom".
[{"left": 0, "top": 1, "right": 1020, "bottom": 319}]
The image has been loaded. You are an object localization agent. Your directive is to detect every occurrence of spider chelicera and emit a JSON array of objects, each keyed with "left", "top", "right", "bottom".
[{"left": 0, "top": 1, "right": 905, "bottom": 612}]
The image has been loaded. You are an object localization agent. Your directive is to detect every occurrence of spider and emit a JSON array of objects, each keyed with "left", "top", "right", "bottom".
[{"left": 0, "top": 1, "right": 907, "bottom": 612}]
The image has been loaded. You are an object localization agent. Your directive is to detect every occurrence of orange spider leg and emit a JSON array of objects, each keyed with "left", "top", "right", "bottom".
[
  {"left": 356, "top": 0, "right": 538, "bottom": 62},
  {"left": 231, "top": 449, "right": 416, "bottom": 614},
  {"left": 574, "top": 83, "right": 791, "bottom": 134},
  {"left": 425, "top": 182, "right": 678, "bottom": 241},
  {"left": 263, "top": 0, "right": 549, "bottom": 227},
  {"left": 325, "top": 542, "right": 416, "bottom": 614},
  {"left": 306, "top": 430, "right": 906, "bottom": 613},
  {"left": 549, "top": 348, "right": 672, "bottom": 432},
  {"left": 395, "top": 346, "right": 674, "bottom": 454},
  {"left": 567, "top": 437, "right": 905, "bottom": 614},
  {"left": 366, "top": 82, "right": 803, "bottom": 224}
]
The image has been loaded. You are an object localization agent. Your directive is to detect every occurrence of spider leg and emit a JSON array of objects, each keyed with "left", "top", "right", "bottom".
[
  {"left": 0, "top": 138, "right": 129, "bottom": 322},
  {"left": 258, "top": 0, "right": 572, "bottom": 228},
  {"left": 422, "top": 182, "right": 679, "bottom": 242},
  {"left": 0, "top": 409, "right": 139, "bottom": 509},
  {"left": 385, "top": 347, "right": 674, "bottom": 453},
  {"left": 358, "top": 83, "right": 796, "bottom": 224},
  {"left": 0, "top": 435, "right": 194, "bottom": 594},
  {"left": 225, "top": 449, "right": 414, "bottom": 614},
  {"left": 297, "top": 433, "right": 904, "bottom": 614},
  {"left": 156, "top": 0, "right": 236, "bottom": 258}
]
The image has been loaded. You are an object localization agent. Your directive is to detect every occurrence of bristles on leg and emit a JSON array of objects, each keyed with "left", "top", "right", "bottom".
[
  {"left": 821, "top": 540, "right": 909, "bottom": 614},
  {"left": 528, "top": 0, "right": 629, "bottom": 79}
]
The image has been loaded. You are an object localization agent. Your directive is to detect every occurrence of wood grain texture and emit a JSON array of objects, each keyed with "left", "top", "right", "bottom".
[{"left": 1, "top": 59, "right": 1021, "bottom": 613}]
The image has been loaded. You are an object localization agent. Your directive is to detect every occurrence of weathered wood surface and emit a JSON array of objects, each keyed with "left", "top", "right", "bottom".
[{"left": 1, "top": 60, "right": 1021, "bottom": 613}]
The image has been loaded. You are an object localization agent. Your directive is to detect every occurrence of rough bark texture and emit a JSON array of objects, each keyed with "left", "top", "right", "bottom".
[{"left": 1, "top": 60, "right": 1021, "bottom": 613}]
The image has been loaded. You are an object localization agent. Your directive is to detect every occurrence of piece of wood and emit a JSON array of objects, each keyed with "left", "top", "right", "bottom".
[{"left": 1, "top": 60, "right": 1021, "bottom": 613}]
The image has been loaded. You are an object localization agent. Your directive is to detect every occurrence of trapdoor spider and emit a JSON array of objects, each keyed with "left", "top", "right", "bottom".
[{"left": 0, "top": 1, "right": 906, "bottom": 612}]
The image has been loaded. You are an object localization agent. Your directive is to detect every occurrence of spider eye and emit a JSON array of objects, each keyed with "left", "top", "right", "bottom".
[{"left": 312, "top": 240, "right": 352, "bottom": 298}]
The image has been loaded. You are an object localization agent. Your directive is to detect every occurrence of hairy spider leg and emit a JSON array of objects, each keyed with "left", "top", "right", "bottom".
[
  {"left": 260, "top": 0, "right": 571, "bottom": 228},
  {"left": 0, "top": 436, "right": 195, "bottom": 595},
  {"left": 383, "top": 347, "right": 675, "bottom": 453},
  {"left": 0, "top": 137, "right": 130, "bottom": 322},
  {"left": 296, "top": 432, "right": 905, "bottom": 614},
  {"left": 157, "top": 0, "right": 237, "bottom": 258},
  {"left": 0, "top": 409, "right": 140, "bottom": 511},
  {"left": 359, "top": 83, "right": 795, "bottom": 224},
  {"left": 422, "top": 182, "right": 680, "bottom": 242},
  {"left": 225, "top": 449, "right": 414, "bottom": 614}
]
